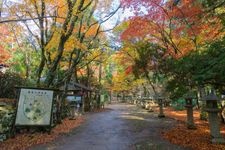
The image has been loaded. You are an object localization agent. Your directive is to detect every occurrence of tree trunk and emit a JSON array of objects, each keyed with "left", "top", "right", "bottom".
[
  {"left": 45, "top": 38, "right": 65, "bottom": 87},
  {"left": 36, "top": 0, "right": 46, "bottom": 86},
  {"left": 97, "top": 63, "right": 102, "bottom": 109},
  {"left": 199, "top": 86, "right": 208, "bottom": 120},
  {"left": 36, "top": 53, "right": 46, "bottom": 86},
  {"left": 145, "top": 71, "right": 157, "bottom": 95},
  {"left": 83, "top": 65, "right": 91, "bottom": 111}
]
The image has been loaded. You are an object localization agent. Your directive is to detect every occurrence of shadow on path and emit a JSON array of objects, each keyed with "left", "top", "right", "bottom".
[{"left": 31, "top": 104, "right": 188, "bottom": 150}]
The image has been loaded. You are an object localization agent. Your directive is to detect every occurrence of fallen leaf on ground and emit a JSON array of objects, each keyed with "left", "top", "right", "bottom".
[
  {"left": 0, "top": 117, "right": 85, "bottom": 150},
  {"left": 155, "top": 107, "right": 225, "bottom": 150}
]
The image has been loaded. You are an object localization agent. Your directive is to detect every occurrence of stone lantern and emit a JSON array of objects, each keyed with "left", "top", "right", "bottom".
[
  {"left": 184, "top": 92, "right": 196, "bottom": 129},
  {"left": 202, "top": 93, "right": 225, "bottom": 144},
  {"left": 157, "top": 96, "right": 165, "bottom": 118}
]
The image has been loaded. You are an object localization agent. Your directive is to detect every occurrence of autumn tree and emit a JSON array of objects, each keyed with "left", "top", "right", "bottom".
[
  {"left": 111, "top": 50, "right": 151, "bottom": 99},
  {"left": 46, "top": 1, "right": 120, "bottom": 89},
  {"left": 4, "top": 0, "right": 120, "bottom": 88},
  {"left": 0, "top": 24, "right": 16, "bottom": 64},
  {"left": 112, "top": 0, "right": 224, "bottom": 99},
  {"left": 0, "top": 47, "right": 9, "bottom": 64},
  {"left": 120, "top": 0, "right": 224, "bottom": 57}
]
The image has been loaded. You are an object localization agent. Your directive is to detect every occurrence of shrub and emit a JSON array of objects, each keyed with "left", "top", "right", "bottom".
[
  {"left": 0, "top": 104, "right": 15, "bottom": 141},
  {"left": 0, "top": 71, "right": 25, "bottom": 98}
]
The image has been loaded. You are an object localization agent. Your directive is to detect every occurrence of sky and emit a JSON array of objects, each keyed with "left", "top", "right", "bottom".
[
  {"left": 2, "top": 0, "right": 133, "bottom": 31},
  {"left": 93, "top": 0, "right": 135, "bottom": 49},
  {"left": 102, "top": 8, "right": 134, "bottom": 29},
  {"left": 101, "top": 0, "right": 134, "bottom": 30}
]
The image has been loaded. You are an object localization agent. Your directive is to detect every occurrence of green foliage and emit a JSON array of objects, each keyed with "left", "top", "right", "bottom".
[
  {"left": 166, "top": 80, "right": 189, "bottom": 100},
  {"left": 131, "top": 41, "right": 165, "bottom": 79},
  {"left": 0, "top": 71, "right": 26, "bottom": 98},
  {"left": 104, "top": 63, "right": 113, "bottom": 84},
  {"left": 9, "top": 50, "right": 26, "bottom": 73},
  {"left": 8, "top": 47, "right": 40, "bottom": 80},
  {"left": 171, "top": 98, "right": 186, "bottom": 110},
  {"left": 160, "top": 37, "right": 225, "bottom": 98},
  {"left": 200, "top": 108, "right": 208, "bottom": 120},
  {"left": 171, "top": 98, "right": 198, "bottom": 111}
]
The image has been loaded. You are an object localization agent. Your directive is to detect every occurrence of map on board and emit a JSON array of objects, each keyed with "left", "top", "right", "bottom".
[{"left": 15, "top": 88, "right": 54, "bottom": 126}]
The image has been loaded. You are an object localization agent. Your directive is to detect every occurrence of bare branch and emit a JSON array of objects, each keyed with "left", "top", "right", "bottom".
[{"left": 0, "top": 15, "right": 59, "bottom": 24}]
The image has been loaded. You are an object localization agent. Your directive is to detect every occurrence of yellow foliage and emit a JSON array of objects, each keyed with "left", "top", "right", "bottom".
[
  {"left": 60, "top": 61, "right": 70, "bottom": 70},
  {"left": 85, "top": 49, "right": 101, "bottom": 60},
  {"left": 85, "top": 24, "right": 99, "bottom": 38},
  {"left": 45, "top": 32, "right": 60, "bottom": 51}
]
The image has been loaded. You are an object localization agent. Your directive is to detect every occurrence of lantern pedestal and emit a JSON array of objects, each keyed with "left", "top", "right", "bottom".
[
  {"left": 185, "top": 98, "right": 196, "bottom": 129},
  {"left": 205, "top": 108, "right": 225, "bottom": 144},
  {"left": 158, "top": 98, "right": 165, "bottom": 118},
  {"left": 203, "top": 93, "right": 225, "bottom": 144}
]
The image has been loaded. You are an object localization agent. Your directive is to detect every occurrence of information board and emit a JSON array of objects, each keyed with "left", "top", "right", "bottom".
[
  {"left": 66, "top": 96, "right": 82, "bottom": 102},
  {"left": 15, "top": 88, "right": 54, "bottom": 126}
]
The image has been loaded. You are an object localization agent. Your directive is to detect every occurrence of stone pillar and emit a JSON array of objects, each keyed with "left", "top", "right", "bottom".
[
  {"left": 203, "top": 93, "right": 225, "bottom": 144},
  {"left": 158, "top": 97, "right": 165, "bottom": 118},
  {"left": 185, "top": 97, "right": 196, "bottom": 129}
]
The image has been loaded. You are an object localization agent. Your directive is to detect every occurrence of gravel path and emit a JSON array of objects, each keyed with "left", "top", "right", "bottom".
[{"left": 31, "top": 103, "right": 188, "bottom": 150}]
